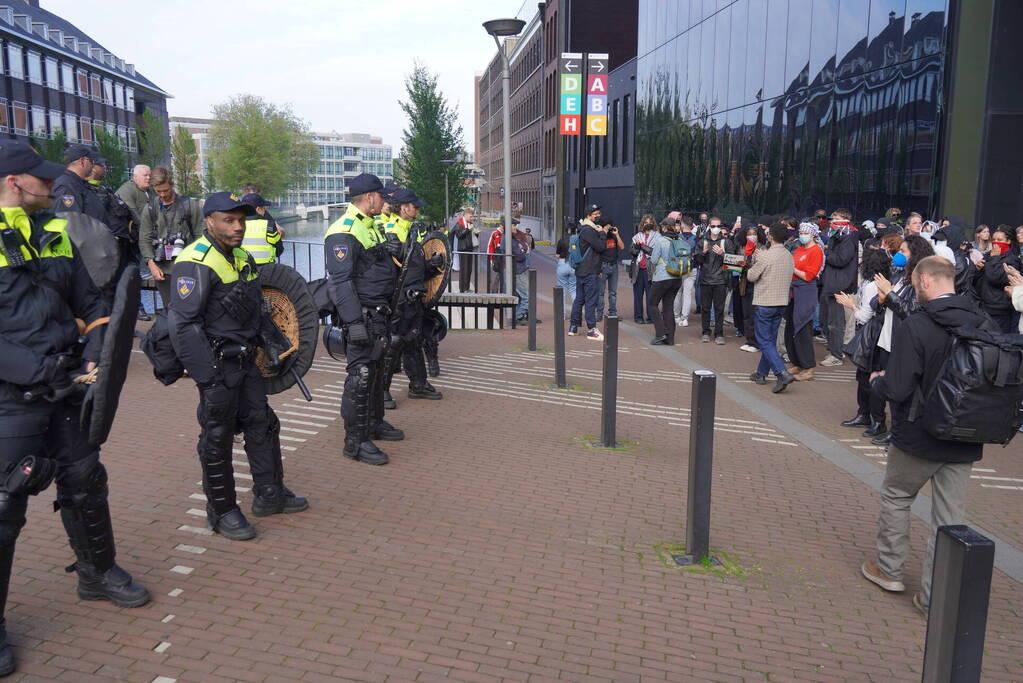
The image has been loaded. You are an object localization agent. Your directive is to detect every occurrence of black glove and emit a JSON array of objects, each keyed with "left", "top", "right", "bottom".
[
  {"left": 3, "top": 455, "right": 56, "bottom": 496},
  {"left": 383, "top": 238, "right": 404, "bottom": 259},
  {"left": 427, "top": 254, "right": 445, "bottom": 269},
  {"left": 201, "top": 382, "right": 234, "bottom": 422},
  {"left": 640, "top": 244, "right": 654, "bottom": 256},
  {"left": 346, "top": 321, "right": 370, "bottom": 346}
]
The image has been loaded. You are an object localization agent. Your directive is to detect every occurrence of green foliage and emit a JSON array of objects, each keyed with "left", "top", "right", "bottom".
[
  {"left": 137, "top": 109, "right": 169, "bottom": 167},
  {"left": 170, "top": 126, "right": 204, "bottom": 197},
  {"left": 207, "top": 94, "right": 318, "bottom": 198},
  {"left": 94, "top": 128, "right": 128, "bottom": 187},
  {"left": 30, "top": 130, "right": 67, "bottom": 164},
  {"left": 397, "top": 63, "right": 467, "bottom": 224}
]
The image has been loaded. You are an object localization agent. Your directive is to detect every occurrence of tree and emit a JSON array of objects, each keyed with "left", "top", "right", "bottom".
[
  {"left": 30, "top": 130, "right": 67, "bottom": 164},
  {"left": 137, "top": 108, "right": 169, "bottom": 167},
  {"left": 170, "top": 126, "right": 204, "bottom": 197},
  {"left": 94, "top": 128, "right": 128, "bottom": 188},
  {"left": 207, "top": 94, "right": 318, "bottom": 198},
  {"left": 397, "top": 63, "right": 467, "bottom": 223}
]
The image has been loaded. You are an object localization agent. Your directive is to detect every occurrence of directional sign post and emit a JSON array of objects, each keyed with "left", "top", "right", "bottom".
[{"left": 559, "top": 51, "right": 610, "bottom": 220}]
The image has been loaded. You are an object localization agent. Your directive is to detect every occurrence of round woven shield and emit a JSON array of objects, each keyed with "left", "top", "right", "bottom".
[
  {"left": 254, "top": 263, "right": 319, "bottom": 395},
  {"left": 421, "top": 231, "right": 451, "bottom": 306}
]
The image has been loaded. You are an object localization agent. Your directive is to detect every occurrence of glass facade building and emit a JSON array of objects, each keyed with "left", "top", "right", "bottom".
[{"left": 634, "top": 0, "right": 949, "bottom": 220}]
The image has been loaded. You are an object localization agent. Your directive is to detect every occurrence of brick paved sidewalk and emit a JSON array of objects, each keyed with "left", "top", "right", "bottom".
[{"left": 3, "top": 258, "right": 1021, "bottom": 681}]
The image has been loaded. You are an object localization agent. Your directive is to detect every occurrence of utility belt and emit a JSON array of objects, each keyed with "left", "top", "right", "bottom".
[
  {"left": 362, "top": 304, "right": 392, "bottom": 320},
  {"left": 211, "top": 338, "right": 254, "bottom": 364}
]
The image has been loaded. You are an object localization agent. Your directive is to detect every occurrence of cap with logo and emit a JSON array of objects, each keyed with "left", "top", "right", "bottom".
[
  {"left": 347, "top": 173, "right": 384, "bottom": 197},
  {"left": 0, "top": 140, "right": 65, "bottom": 180},
  {"left": 584, "top": 203, "right": 601, "bottom": 216},
  {"left": 202, "top": 191, "right": 258, "bottom": 217},
  {"left": 63, "top": 144, "right": 97, "bottom": 165},
  {"left": 381, "top": 180, "right": 401, "bottom": 203}
]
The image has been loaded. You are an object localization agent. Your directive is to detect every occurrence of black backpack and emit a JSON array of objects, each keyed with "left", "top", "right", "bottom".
[
  {"left": 140, "top": 313, "right": 185, "bottom": 385},
  {"left": 910, "top": 322, "right": 1023, "bottom": 445}
]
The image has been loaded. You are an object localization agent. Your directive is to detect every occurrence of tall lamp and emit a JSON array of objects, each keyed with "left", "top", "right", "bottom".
[{"left": 483, "top": 17, "right": 525, "bottom": 295}]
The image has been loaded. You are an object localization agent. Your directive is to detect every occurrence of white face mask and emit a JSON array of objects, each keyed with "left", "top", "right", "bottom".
[{"left": 710, "top": 227, "right": 721, "bottom": 236}]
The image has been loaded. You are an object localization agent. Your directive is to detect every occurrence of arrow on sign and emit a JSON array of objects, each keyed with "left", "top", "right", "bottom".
[
  {"left": 592, "top": 60, "right": 606, "bottom": 72},
  {"left": 565, "top": 60, "right": 578, "bottom": 71}
]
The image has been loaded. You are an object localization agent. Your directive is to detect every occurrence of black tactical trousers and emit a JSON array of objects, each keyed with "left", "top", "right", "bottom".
[
  {"left": 0, "top": 399, "right": 119, "bottom": 621},
  {"left": 196, "top": 360, "right": 283, "bottom": 515},
  {"left": 342, "top": 311, "right": 391, "bottom": 441},
  {"left": 421, "top": 309, "right": 440, "bottom": 363}
]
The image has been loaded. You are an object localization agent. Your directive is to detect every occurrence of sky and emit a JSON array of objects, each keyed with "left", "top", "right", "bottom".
[{"left": 45, "top": 0, "right": 531, "bottom": 156}]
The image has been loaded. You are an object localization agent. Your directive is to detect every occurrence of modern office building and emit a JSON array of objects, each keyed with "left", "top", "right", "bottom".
[
  {"left": 0, "top": 1, "right": 168, "bottom": 166},
  {"left": 169, "top": 115, "right": 212, "bottom": 184},
  {"left": 634, "top": 0, "right": 1023, "bottom": 226},
  {"left": 284, "top": 132, "right": 393, "bottom": 208}
]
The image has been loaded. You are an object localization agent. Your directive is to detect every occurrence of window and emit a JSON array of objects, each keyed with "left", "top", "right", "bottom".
[
  {"left": 30, "top": 106, "right": 45, "bottom": 134},
  {"left": 117, "top": 125, "right": 127, "bottom": 150},
  {"left": 61, "top": 63, "right": 74, "bottom": 93},
  {"left": 127, "top": 128, "right": 137, "bottom": 152},
  {"left": 106, "top": 121, "right": 114, "bottom": 135},
  {"left": 622, "top": 95, "right": 630, "bottom": 164},
  {"left": 89, "top": 74, "right": 102, "bottom": 101},
  {"left": 102, "top": 78, "right": 113, "bottom": 105},
  {"left": 26, "top": 50, "right": 41, "bottom": 84},
  {"left": 12, "top": 101, "right": 28, "bottom": 134},
  {"left": 114, "top": 83, "right": 124, "bottom": 109},
  {"left": 64, "top": 113, "right": 77, "bottom": 141},
  {"left": 125, "top": 87, "right": 134, "bottom": 111},
  {"left": 0, "top": 99, "right": 8, "bottom": 133},
  {"left": 76, "top": 69, "right": 89, "bottom": 96},
  {"left": 45, "top": 57, "right": 58, "bottom": 89},
  {"left": 79, "top": 116, "right": 93, "bottom": 143},
  {"left": 48, "top": 109, "right": 62, "bottom": 136},
  {"left": 7, "top": 43, "right": 22, "bottom": 79},
  {"left": 343, "top": 146, "right": 357, "bottom": 157}
]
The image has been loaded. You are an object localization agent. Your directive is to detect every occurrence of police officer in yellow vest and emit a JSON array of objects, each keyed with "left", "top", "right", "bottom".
[
  {"left": 0, "top": 142, "right": 150, "bottom": 676},
  {"left": 324, "top": 174, "right": 407, "bottom": 465},
  {"left": 240, "top": 193, "right": 282, "bottom": 264},
  {"left": 382, "top": 188, "right": 441, "bottom": 407},
  {"left": 374, "top": 181, "right": 400, "bottom": 238},
  {"left": 169, "top": 192, "right": 308, "bottom": 541}
]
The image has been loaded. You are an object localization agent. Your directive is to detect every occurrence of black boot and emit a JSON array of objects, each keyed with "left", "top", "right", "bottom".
[
  {"left": 372, "top": 420, "right": 405, "bottom": 441},
  {"left": 771, "top": 371, "right": 796, "bottom": 393},
  {"left": 407, "top": 383, "right": 443, "bottom": 400},
  {"left": 871, "top": 432, "right": 892, "bottom": 446},
  {"left": 73, "top": 562, "right": 151, "bottom": 607},
  {"left": 841, "top": 413, "right": 871, "bottom": 427},
  {"left": 251, "top": 484, "right": 309, "bottom": 517},
  {"left": 57, "top": 463, "right": 150, "bottom": 607},
  {"left": 0, "top": 621, "right": 13, "bottom": 677},
  {"left": 427, "top": 356, "right": 440, "bottom": 377},
  {"left": 343, "top": 435, "right": 389, "bottom": 465},
  {"left": 0, "top": 493, "right": 26, "bottom": 677},
  {"left": 206, "top": 507, "right": 256, "bottom": 541},
  {"left": 383, "top": 390, "right": 397, "bottom": 410},
  {"left": 862, "top": 419, "right": 887, "bottom": 438}
]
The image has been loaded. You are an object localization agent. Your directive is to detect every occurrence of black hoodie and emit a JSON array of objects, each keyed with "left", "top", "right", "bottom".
[
  {"left": 937, "top": 219, "right": 977, "bottom": 298},
  {"left": 875, "top": 295, "right": 992, "bottom": 463}
]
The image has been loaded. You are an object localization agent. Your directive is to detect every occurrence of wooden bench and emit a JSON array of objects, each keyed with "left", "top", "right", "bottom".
[{"left": 437, "top": 292, "right": 519, "bottom": 330}]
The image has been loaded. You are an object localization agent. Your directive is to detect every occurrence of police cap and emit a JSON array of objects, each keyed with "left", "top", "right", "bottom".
[
  {"left": 241, "top": 192, "right": 271, "bottom": 208},
  {"left": 63, "top": 144, "right": 97, "bottom": 164},
  {"left": 347, "top": 173, "right": 384, "bottom": 197},
  {"left": 203, "top": 191, "right": 258, "bottom": 217},
  {"left": 93, "top": 157, "right": 106, "bottom": 167},
  {"left": 0, "top": 140, "right": 65, "bottom": 180},
  {"left": 392, "top": 188, "right": 424, "bottom": 208},
  {"left": 381, "top": 180, "right": 401, "bottom": 203}
]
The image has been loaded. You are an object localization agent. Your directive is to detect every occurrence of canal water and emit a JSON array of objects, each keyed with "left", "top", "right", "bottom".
[{"left": 278, "top": 216, "right": 331, "bottom": 281}]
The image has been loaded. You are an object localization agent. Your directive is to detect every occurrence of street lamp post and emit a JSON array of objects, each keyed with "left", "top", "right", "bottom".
[
  {"left": 484, "top": 17, "right": 525, "bottom": 296},
  {"left": 439, "top": 159, "right": 455, "bottom": 226}
]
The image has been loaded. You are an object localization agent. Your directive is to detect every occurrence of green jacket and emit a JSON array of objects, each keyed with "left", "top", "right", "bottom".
[
  {"left": 115, "top": 180, "right": 153, "bottom": 224},
  {"left": 138, "top": 193, "right": 204, "bottom": 270}
]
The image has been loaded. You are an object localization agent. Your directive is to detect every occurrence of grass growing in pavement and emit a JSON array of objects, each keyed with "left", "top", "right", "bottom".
[
  {"left": 516, "top": 345, "right": 551, "bottom": 354},
  {"left": 651, "top": 542, "right": 755, "bottom": 577},
  {"left": 571, "top": 435, "right": 647, "bottom": 454}
]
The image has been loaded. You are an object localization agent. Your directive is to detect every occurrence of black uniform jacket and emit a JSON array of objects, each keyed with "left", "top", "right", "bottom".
[
  {"left": 168, "top": 233, "right": 262, "bottom": 386},
  {"left": 324, "top": 211, "right": 398, "bottom": 325},
  {"left": 52, "top": 170, "right": 110, "bottom": 225}
]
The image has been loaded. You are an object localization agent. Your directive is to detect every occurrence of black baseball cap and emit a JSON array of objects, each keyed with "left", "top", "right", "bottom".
[
  {"left": 241, "top": 192, "right": 271, "bottom": 208},
  {"left": 584, "top": 203, "right": 601, "bottom": 215},
  {"left": 93, "top": 157, "right": 106, "bottom": 166},
  {"left": 392, "top": 188, "right": 424, "bottom": 208},
  {"left": 347, "top": 173, "right": 384, "bottom": 196},
  {"left": 381, "top": 180, "right": 401, "bottom": 203},
  {"left": 0, "top": 140, "right": 65, "bottom": 180},
  {"left": 203, "top": 191, "right": 258, "bottom": 217},
  {"left": 63, "top": 144, "right": 97, "bottom": 164}
]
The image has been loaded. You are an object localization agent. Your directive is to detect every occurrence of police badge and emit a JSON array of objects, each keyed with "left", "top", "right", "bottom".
[
  {"left": 177, "top": 276, "right": 195, "bottom": 298},
  {"left": 62, "top": 195, "right": 75, "bottom": 208},
  {"left": 333, "top": 245, "right": 348, "bottom": 261}
]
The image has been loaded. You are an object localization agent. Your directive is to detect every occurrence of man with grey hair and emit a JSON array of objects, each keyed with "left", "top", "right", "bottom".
[{"left": 116, "top": 164, "right": 154, "bottom": 319}]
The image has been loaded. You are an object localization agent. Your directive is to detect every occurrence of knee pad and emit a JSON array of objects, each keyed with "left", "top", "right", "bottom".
[
  {"left": 0, "top": 493, "right": 27, "bottom": 543},
  {"left": 242, "top": 406, "right": 279, "bottom": 446},
  {"left": 56, "top": 459, "right": 107, "bottom": 509}
]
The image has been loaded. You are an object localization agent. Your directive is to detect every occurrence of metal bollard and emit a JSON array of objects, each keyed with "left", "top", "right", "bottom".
[
  {"left": 676, "top": 370, "right": 719, "bottom": 566},
  {"left": 527, "top": 269, "right": 537, "bottom": 351},
  {"left": 922, "top": 525, "right": 995, "bottom": 683},
  {"left": 553, "top": 286, "right": 567, "bottom": 388},
  {"left": 593, "top": 315, "right": 620, "bottom": 448}
]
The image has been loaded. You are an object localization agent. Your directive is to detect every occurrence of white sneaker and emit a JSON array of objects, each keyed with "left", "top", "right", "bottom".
[
  {"left": 681, "top": 318, "right": 689, "bottom": 327},
  {"left": 820, "top": 355, "right": 844, "bottom": 367},
  {"left": 739, "top": 344, "right": 758, "bottom": 353},
  {"left": 586, "top": 328, "right": 604, "bottom": 341}
]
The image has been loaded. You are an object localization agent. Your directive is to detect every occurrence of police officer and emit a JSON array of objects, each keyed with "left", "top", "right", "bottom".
[
  {"left": 240, "top": 193, "right": 282, "bottom": 264},
  {"left": 169, "top": 192, "right": 309, "bottom": 540},
  {"left": 374, "top": 181, "right": 401, "bottom": 237},
  {"left": 139, "top": 166, "right": 203, "bottom": 309},
  {"left": 51, "top": 144, "right": 109, "bottom": 225},
  {"left": 383, "top": 188, "right": 441, "bottom": 404},
  {"left": 0, "top": 142, "right": 150, "bottom": 675},
  {"left": 325, "top": 173, "right": 406, "bottom": 465}
]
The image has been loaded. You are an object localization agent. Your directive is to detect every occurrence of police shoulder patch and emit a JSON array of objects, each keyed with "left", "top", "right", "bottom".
[
  {"left": 342, "top": 218, "right": 355, "bottom": 227},
  {"left": 333, "top": 244, "right": 349, "bottom": 261},
  {"left": 177, "top": 276, "right": 196, "bottom": 299},
  {"left": 62, "top": 195, "right": 75, "bottom": 208}
]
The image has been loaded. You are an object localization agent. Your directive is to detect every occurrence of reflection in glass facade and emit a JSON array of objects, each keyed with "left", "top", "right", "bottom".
[{"left": 634, "top": 0, "right": 948, "bottom": 220}]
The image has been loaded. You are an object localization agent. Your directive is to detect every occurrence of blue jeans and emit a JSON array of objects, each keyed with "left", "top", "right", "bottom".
[
  {"left": 595, "top": 262, "right": 618, "bottom": 320},
  {"left": 515, "top": 270, "right": 529, "bottom": 318},
  {"left": 556, "top": 258, "right": 577, "bottom": 301},
  {"left": 633, "top": 266, "right": 651, "bottom": 321},
  {"left": 754, "top": 305, "right": 787, "bottom": 377},
  {"left": 570, "top": 272, "right": 599, "bottom": 330}
]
